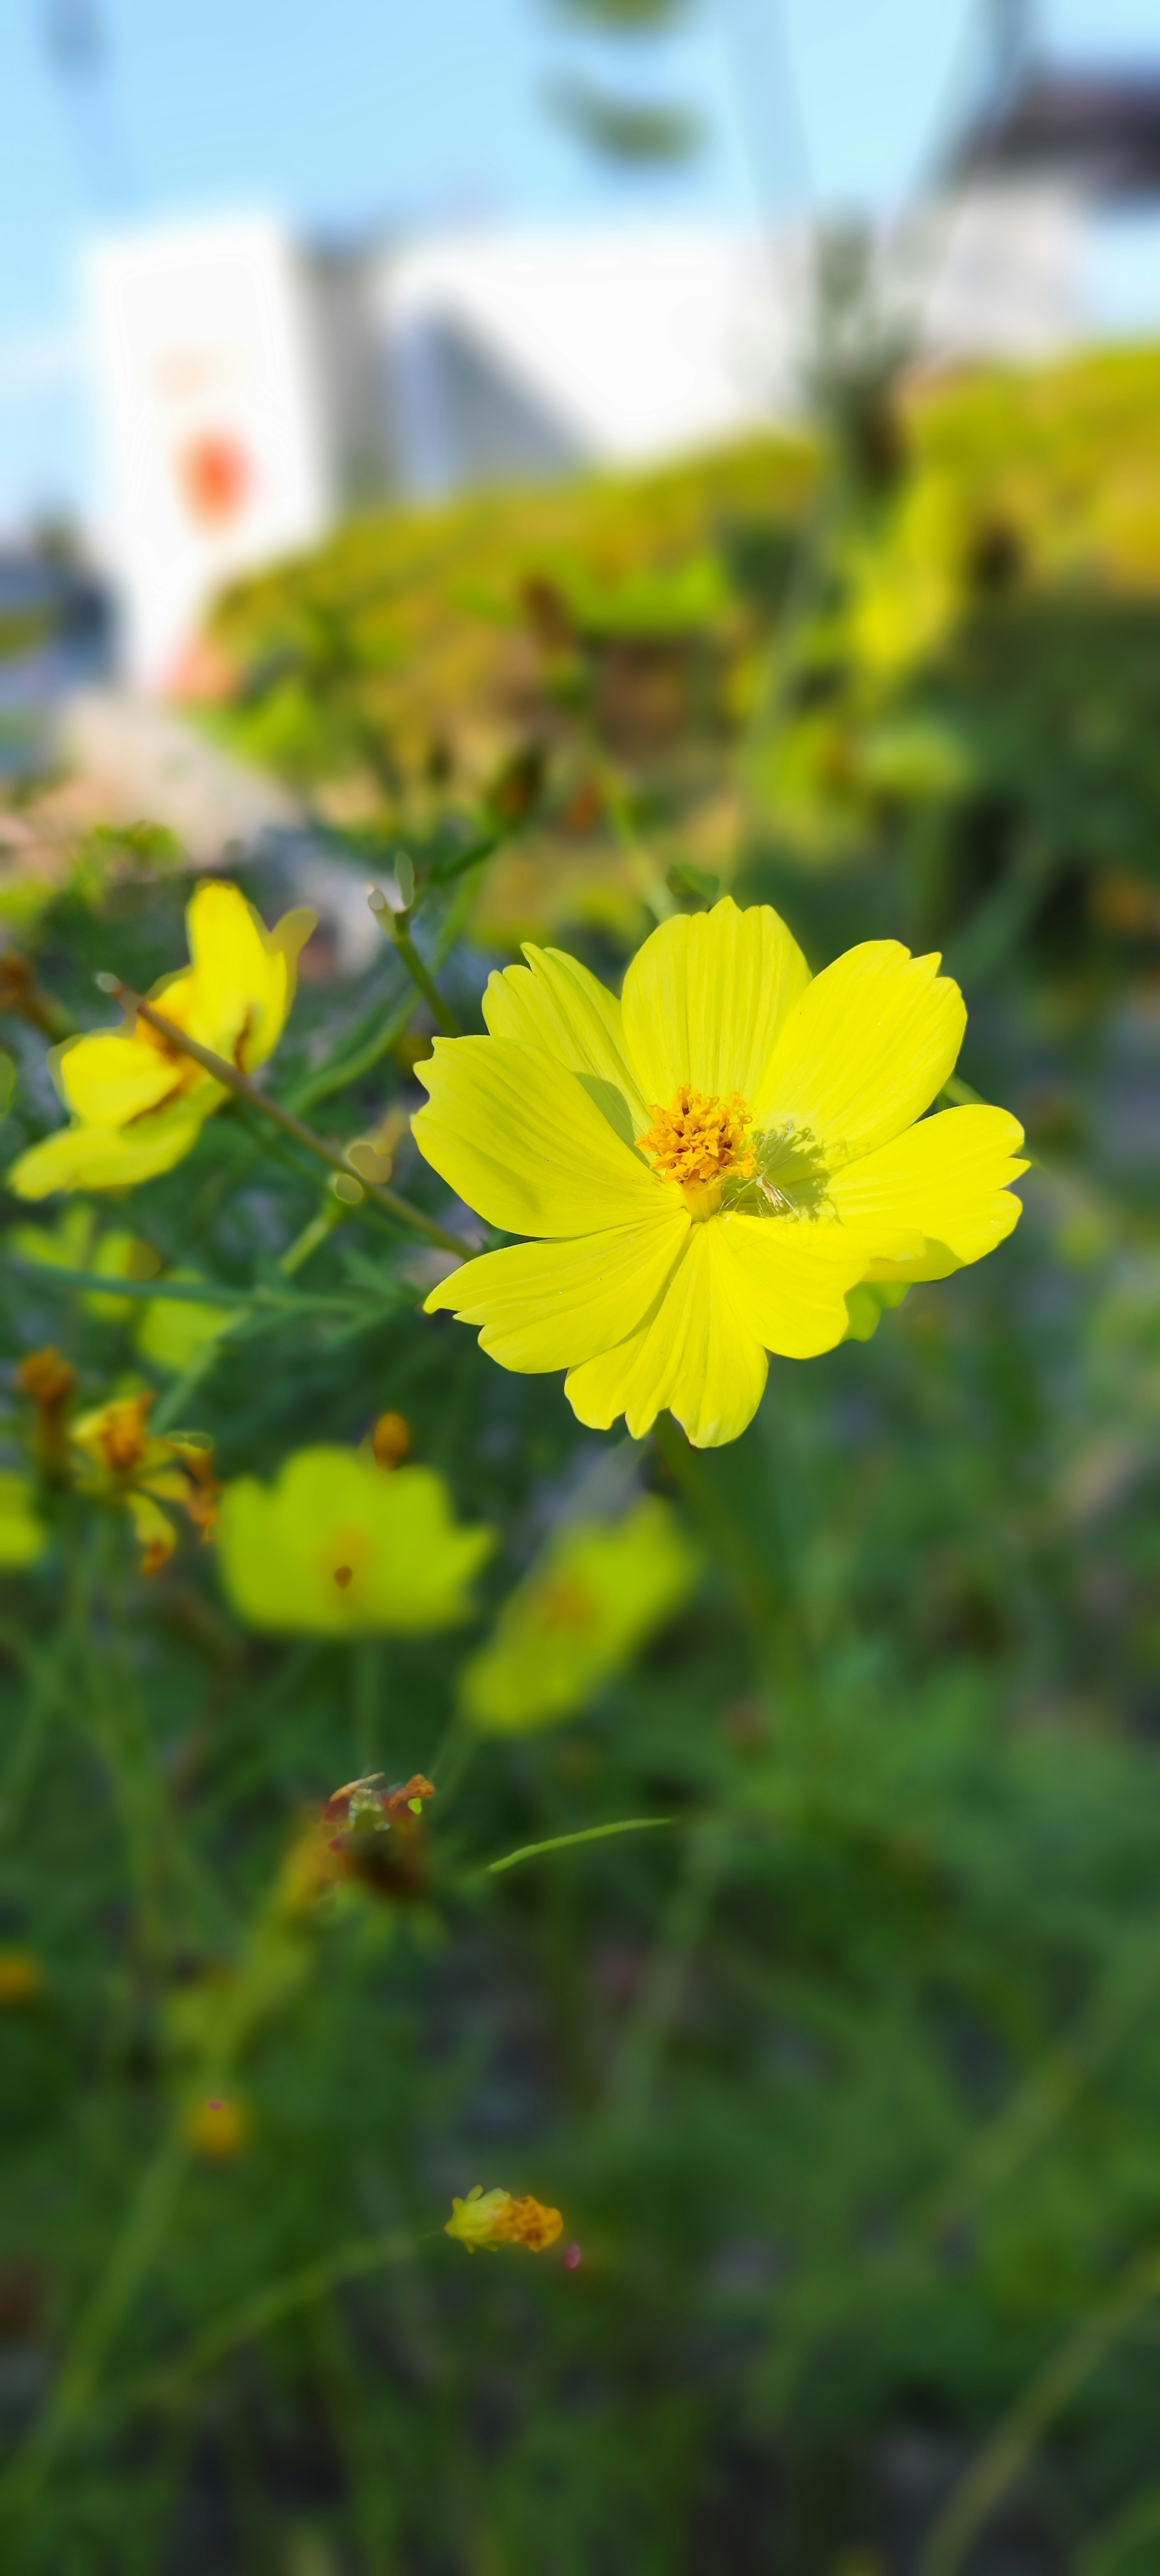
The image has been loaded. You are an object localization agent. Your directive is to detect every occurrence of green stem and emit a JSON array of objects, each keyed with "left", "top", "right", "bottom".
[
  {"left": 596, "top": 1812, "right": 731, "bottom": 2136},
  {"left": 121, "top": 2225, "right": 430, "bottom": 2421},
  {"left": 920, "top": 2242, "right": 1160, "bottom": 2576},
  {"left": 369, "top": 901, "right": 460, "bottom": 1036},
  {"left": 285, "top": 983, "right": 418, "bottom": 1115},
  {"left": 278, "top": 1193, "right": 348, "bottom": 1279}
]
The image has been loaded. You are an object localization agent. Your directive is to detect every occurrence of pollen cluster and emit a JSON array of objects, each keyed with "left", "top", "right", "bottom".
[{"left": 640, "top": 1086, "right": 756, "bottom": 1191}]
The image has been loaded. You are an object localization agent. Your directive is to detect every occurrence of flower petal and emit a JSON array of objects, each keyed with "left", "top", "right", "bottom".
[
  {"left": 425, "top": 1213, "right": 689, "bottom": 1370},
  {"left": 413, "top": 1036, "right": 669, "bottom": 1237},
  {"left": 751, "top": 941, "right": 965, "bottom": 1164},
  {"left": 217, "top": 1451, "right": 493, "bottom": 1635},
  {"left": 483, "top": 945, "right": 648, "bottom": 1141},
  {"left": 183, "top": 881, "right": 316, "bottom": 1069},
  {"left": 566, "top": 1223, "right": 769, "bottom": 1448},
  {"left": 620, "top": 896, "right": 810, "bottom": 1111},
  {"left": 714, "top": 1212, "right": 869, "bottom": 1357},
  {"left": 54, "top": 1029, "right": 197, "bottom": 1126},
  {"left": 8, "top": 1103, "right": 211, "bottom": 1198},
  {"left": 827, "top": 1103, "right": 1028, "bottom": 1280}
]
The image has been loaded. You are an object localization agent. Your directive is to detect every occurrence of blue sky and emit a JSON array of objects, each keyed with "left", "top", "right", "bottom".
[{"left": 1, "top": 0, "right": 1158, "bottom": 525}]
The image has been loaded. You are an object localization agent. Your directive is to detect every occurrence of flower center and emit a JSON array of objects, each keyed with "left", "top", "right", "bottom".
[{"left": 640, "top": 1085, "right": 756, "bottom": 1214}]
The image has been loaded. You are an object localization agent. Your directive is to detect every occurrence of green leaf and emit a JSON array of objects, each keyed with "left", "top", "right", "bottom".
[{"left": 485, "top": 1816, "right": 674, "bottom": 1875}]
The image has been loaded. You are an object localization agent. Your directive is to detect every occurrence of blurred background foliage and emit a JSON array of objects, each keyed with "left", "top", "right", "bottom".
[{"left": 0, "top": 335, "right": 1159, "bottom": 2575}]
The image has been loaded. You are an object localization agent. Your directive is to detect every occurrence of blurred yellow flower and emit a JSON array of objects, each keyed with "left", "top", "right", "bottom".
[
  {"left": 71, "top": 1393, "right": 219, "bottom": 1575},
  {"left": 0, "top": 1951, "right": 44, "bottom": 2006},
  {"left": 135, "top": 1274, "right": 239, "bottom": 1375},
  {"left": 0, "top": 1471, "right": 48, "bottom": 1569},
  {"left": 186, "top": 2095, "right": 250, "bottom": 2161},
  {"left": 445, "top": 2185, "right": 563, "bottom": 2254},
  {"left": 415, "top": 898, "right": 1027, "bottom": 1448},
  {"left": 8, "top": 1205, "right": 161, "bottom": 1319},
  {"left": 462, "top": 1495, "right": 697, "bottom": 1733},
  {"left": 217, "top": 1446, "right": 493, "bottom": 1635},
  {"left": 8, "top": 879, "right": 315, "bottom": 1198}
]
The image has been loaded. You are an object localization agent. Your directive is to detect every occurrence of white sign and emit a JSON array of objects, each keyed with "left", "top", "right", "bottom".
[{"left": 86, "top": 213, "right": 331, "bottom": 690}]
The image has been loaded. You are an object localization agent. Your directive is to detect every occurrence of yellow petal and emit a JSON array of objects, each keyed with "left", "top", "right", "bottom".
[
  {"left": 125, "top": 1489, "right": 178, "bottom": 1574},
  {"left": 53, "top": 1029, "right": 196, "bottom": 1126},
  {"left": 8, "top": 1102, "right": 210, "bottom": 1198},
  {"left": 461, "top": 1494, "right": 698, "bottom": 1732},
  {"left": 0, "top": 1470, "right": 48, "bottom": 1569},
  {"left": 183, "top": 881, "right": 315, "bottom": 1069},
  {"left": 620, "top": 897, "right": 810, "bottom": 1111},
  {"left": 828, "top": 1103, "right": 1028, "bottom": 1281},
  {"left": 217, "top": 1450, "right": 493, "bottom": 1635},
  {"left": 413, "top": 1036, "right": 669, "bottom": 1238},
  {"left": 714, "top": 1212, "right": 869, "bottom": 1357},
  {"left": 137, "top": 1275, "right": 238, "bottom": 1373},
  {"left": 425, "top": 1213, "right": 689, "bottom": 1370},
  {"left": 565, "top": 1223, "right": 769, "bottom": 1448},
  {"left": 483, "top": 944, "right": 648, "bottom": 1142},
  {"left": 751, "top": 941, "right": 965, "bottom": 1165}
]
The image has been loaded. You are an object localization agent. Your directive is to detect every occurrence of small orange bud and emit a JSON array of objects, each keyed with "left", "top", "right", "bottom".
[
  {"left": 187, "top": 2095, "right": 249, "bottom": 2161},
  {"left": 372, "top": 1412, "right": 411, "bottom": 1471},
  {"left": 16, "top": 1347, "right": 77, "bottom": 1412},
  {"left": 0, "top": 1951, "right": 43, "bottom": 2008}
]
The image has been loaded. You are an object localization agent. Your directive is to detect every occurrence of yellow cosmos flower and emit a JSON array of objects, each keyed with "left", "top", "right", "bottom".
[
  {"left": 461, "top": 1494, "right": 698, "bottom": 1733},
  {"left": 8, "top": 879, "right": 315, "bottom": 1199},
  {"left": 414, "top": 897, "right": 1027, "bottom": 1448},
  {"left": 216, "top": 1445, "right": 494, "bottom": 1635},
  {"left": 445, "top": 2186, "right": 564, "bottom": 2254}
]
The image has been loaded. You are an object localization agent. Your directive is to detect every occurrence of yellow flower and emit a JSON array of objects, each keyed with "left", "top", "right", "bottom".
[
  {"left": 216, "top": 1445, "right": 493, "bottom": 1635},
  {"left": 71, "top": 1392, "right": 219, "bottom": 1574},
  {"left": 8, "top": 880, "right": 315, "bottom": 1198},
  {"left": 0, "top": 1470, "right": 49, "bottom": 1569},
  {"left": 445, "top": 2186, "right": 564, "bottom": 2254},
  {"left": 135, "top": 1274, "right": 239, "bottom": 1374},
  {"left": 415, "top": 898, "right": 1027, "bottom": 1448},
  {"left": 461, "top": 1495, "right": 697, "bottom": 1733},
  {"left": 8, "top": 1206, "right": 160, "bottom": 1318}
]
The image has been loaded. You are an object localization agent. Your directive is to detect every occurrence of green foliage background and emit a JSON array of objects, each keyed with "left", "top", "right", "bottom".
[{"left": 2, "top": 349, "right": 1160, "bottom": 2574}]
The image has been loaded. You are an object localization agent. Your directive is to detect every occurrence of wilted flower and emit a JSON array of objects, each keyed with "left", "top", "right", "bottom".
[
  {"left": 216, "top": 1446, "right": 493, "bottom": 1635},
  {"left": 461, "top": 1494, "right": 698, "bottom": 1732},
  {"left": 415, "top": 898, "right": 1026, "bottom": 1447},
  {"left": 8, "top": 880, "right": 315, "bottom": 1198},
  {"left": 284, "top": 1773, "right": 438, "bottom": 1910},
  {"left": 16, "top": 1345, "right": 78, "bottom": 1483},
  {"left": 0, "top": 1472, "right": 48, "bottom": 1570},
  {"left": 70, "top": 1392, "right": 219, "bottom": 1574},
  {"left": 445, "top": 2185, "right": 564, "bottom": 2254}
]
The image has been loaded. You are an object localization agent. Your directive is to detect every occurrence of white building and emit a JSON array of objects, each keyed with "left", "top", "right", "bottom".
[{"left": 85, "top": 195, "right": 1082, "bottom": 690}]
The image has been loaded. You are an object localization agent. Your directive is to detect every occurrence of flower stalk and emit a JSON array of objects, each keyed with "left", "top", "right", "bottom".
[{"left": 94, "top": 976, "right": 465, "bottom": 1258}]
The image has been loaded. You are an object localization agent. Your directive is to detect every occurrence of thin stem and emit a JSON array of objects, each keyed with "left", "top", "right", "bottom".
[
  {"left": 596, "top": 1812, "right": 731, "bottom": 2136},
  {"left": 919, "top": 2242, "right": 1160, "bottom": 2576},
  {"left": 121, "top": 2225, "right": 431, "bottom": 2421},
  {"left": 368, "top": 898, "right": 460, "bottom": 1036},
  {"left": 278, "top": 1193, "right": 348, "bottom": 1279},
  {"left": 285, "top": 983, "right": 418, "bottom": 1115},
  {"left": 97, "top": 977, "right": 465, "bottom": 1257}
]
